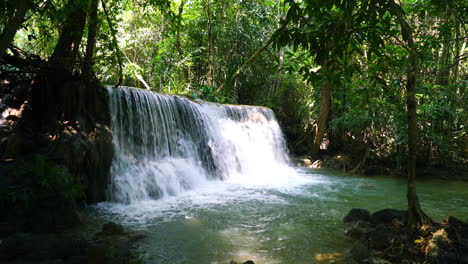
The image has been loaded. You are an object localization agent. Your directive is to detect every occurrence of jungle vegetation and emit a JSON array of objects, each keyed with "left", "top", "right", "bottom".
[{"left": 1, "top": 0, "right": 467, "bottom": 230}]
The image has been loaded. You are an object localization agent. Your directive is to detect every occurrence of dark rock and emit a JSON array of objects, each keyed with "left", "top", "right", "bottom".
[
  {"left": 427, "top": 228, "right": 451, "bottom": 263},
  {"left": 102, "top": 222, "right": 125, "bottom": 235},
  {"left": 349, "top": 241, "right": 370, "bottom": 262},
  {"left": 242, "top": 261, "right": 255, "bottom": 264},
  {"left": 94, "top": 221, "right": 145, "bottom": 245},
  {"left": 371, "top": 209, "right": 407, "bottom": 225},
  {"left": 459, "top": 250, "right": 468, "bottom": 264},
  {"left": 345, "top": 226, "right": 368, "bottom": 240},
  {"left": 0, "top": 233, "right": 86, "bottom": 262},
  {"left": 344, "top": 208, "right": 372, "bottom": 224},
  {"left": 50, "top": 123, "right": 113, "bottom": 203},
  {"left": 345, "top": 219, "right": 372, "bottom": 240},
  {"left": 0, "top": 232, "right": 29, "bottom": 261},
  {"left": 324, "top": 154, "right": 352, "bottom": 171},
  {"left": 6, "top": 115, "right": 19, "bottom": 121},
  {"left": 66, "top": 255, "right": 88, "bottom": 264},
  {"left": 369, "top": 224, "right": 397, "bottom": 250},
  {"left": 428, "top": 252, "right": 458, "bottom": 264}
]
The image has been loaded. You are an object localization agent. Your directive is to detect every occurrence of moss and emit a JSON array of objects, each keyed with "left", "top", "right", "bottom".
[{"left": 0, "top": 155, "right": 83, "bottom": 232}]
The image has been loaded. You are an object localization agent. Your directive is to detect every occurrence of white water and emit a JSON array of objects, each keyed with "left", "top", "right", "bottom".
[
  {"left": 107, "top": 87, "right": 310, "bottom": 204},
  {"left": 98, "top": 87, "right": 468, "bottom": 263}
]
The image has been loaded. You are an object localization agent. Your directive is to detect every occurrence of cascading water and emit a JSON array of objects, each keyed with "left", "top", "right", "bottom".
[
  {"left": 96, "top": 87, "right": 468, "bottom": 264},
  {"left": 107, "top": 86, "right": 296, "bottom": 203}
]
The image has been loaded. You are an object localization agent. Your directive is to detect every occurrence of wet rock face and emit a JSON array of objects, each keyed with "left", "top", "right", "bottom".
[
  {"left": 48, "top": 122, "right": 114, "bottom": 203},
  {"left": 1, "top": 79, "right": 113, "bottom": 204}
]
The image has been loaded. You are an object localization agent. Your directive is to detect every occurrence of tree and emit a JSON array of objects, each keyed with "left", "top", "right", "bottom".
[
  {"left": 0, "top": 0, "right": 33, "bottom": 57},
  {"left": 83, "top": 0, "right": 100, "bottom": 73},
  {"left": 49, "top": 0, "right": 88, "bottom": 72},
  {"left": 388, "top": 0, "right": 431, "bottom": 229},
  {"left": 279, "top": 0, "right": 436, "bottom": 229}
]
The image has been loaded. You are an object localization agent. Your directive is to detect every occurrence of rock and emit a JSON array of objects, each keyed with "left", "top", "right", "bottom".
[
  {"left": 427, "top": 228, "right": 451, "bottom": 263},
  {"left": 349, "top": 241, "right": 370, "bottom": 262},
  {"left": 345, "top": 226, "right": 368, "bottom": 241},
  {"left": 345, "top": 219, "right": 372, "bottom": 240},
  {"left": 6, "top": 115, "right": 19, "bottom": 121},
  {"left": 459, "top": 250, "right": 468, "bottom": 264},
  {"left": 344, "top": 208, "right": 372, "bottom": 224},
  {"left": 242, "top": 261, "right": 255, "bottom": 264},
  {"left": 0, "top": 233, "right": 87, "bottom": 262},
  {"left": 50, "top": 123, "right": 114, "bottom": 203},
  {"left": 324, "top": 154, "right": 352, "bottom": 170},
  {"left": 369, "top": 224, "right": 397, "bottom": 250},
  {"left": 371, "top": 209, "right": 407, "bottom": 225},
  {"left": 428, "top": 252, "right": 458, "bottom": 264},
  {"left": 94, "top": 221, "right": 145, "bottom": 244},
  {"left": 102, "top": 222, "right": 125, "bottom": 235}
]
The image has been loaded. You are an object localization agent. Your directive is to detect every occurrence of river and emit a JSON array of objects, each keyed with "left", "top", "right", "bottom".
[
  {"left": 96, "top": 87, "right": 468, "bottom": 264},
  {"left": 90, "top": 168, "right": 468, "bottom": 264}
]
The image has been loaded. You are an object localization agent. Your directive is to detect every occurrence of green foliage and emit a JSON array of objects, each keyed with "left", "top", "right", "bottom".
[{"left": 4, "top": 0, "right": 467, "bottom": 170}]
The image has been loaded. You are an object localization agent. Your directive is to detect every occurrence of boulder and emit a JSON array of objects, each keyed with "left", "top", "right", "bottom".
[
  {"left": 0, "top": 233, "right": 87, "bottom": 262},
  {"left": 369, "top": 224, "right": 397, "bottom": 250},
  {"left": 427, "top": 228, "right": 451, "bottom": 264},
  {"left": 324, "top": 154, "right": 352, "bottom": 171},
  {"left": 50, "top": 123, "right": 114, "bottom": 203},
  {"left": 370, "top": 209, "right": 407, "bottom": 225},
  {"left": 349, "top": 241, "right": 370, "bottom": 262},
  {"left": 344, "top": 208, "right": 372, "bottom": 224},
  {"left": 229, "top": 260, "right": 255, "bottom": 264},
  {"left": 345, "top": 226, "right": 368, "bottom": 241}
]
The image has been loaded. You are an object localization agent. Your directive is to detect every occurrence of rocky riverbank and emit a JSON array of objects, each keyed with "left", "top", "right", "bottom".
[
  {"left": 343, "top": 208, "right": 468, "bottom": 264},
  {"left": 294, "top": 154, "right": 468, "bottom": 181}
]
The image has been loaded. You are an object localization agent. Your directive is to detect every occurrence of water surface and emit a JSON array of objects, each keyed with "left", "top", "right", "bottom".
[{"left": 91, "top": 168, "right": 468, "bottom": 264}]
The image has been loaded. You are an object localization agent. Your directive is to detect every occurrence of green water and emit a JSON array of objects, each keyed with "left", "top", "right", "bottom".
[{"left": 92, "top": 168, "right": 468, "bottom": 264}]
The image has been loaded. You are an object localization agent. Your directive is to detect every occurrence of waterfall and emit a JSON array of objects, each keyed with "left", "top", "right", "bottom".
[{"left": 107, "top": 87, "right": 293, "bottom": 203}]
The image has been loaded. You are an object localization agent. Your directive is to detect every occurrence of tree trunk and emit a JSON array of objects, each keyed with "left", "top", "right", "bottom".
[
  {"left": 389, "top": 0, "right": 431, "bottom": 230},
  {"left": 452, "top": 10, "right": 461, "bottom": 84},
  {"left": 175, "top": 0, "right": 189, "bottom": 81},
  {"left": 271, "top": 47, "right": 284, "bottom": 97},
  {"left": 83, "top": 0, "right": 99, "bottom": 73},
  {"left": 0, "top": 0, "right": 31, "bottom": 57},
  {"left": 49, "top": 0, "right": 88, "bottom": 72},
  {"left": 206, "top": 0, "right": 214, "bottom": 87},
  {"left": 101, "top": 0, "right": 123, "bottom": 86},
  {"left": 311, "top": 80, "right": 331, "bottom": 156}
]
